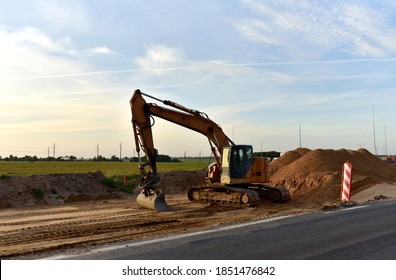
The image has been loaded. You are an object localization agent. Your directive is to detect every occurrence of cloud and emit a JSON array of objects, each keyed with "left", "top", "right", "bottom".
[
  {"left": 0, "top": 26, "right": 85, "bottom": 81},
  {"left": 86, "top": 46, "right": 117, "bottom": 56},
  {"left": 235, "top": 19, "right": 283, "bottom": 45},
  {"left": 342, "top": 4, "right": 396, "bottom": 56},
  {"left": 34, "top": 0, "right": 90, "bottom": 33},
  {"left": 237, "top": 0, "right": 396, "bottom": 57},
  {"left": 135, "top": 45, "right": 188, "bottom": 73},
  {"left": 133, "top": 44, "right": 295, "bottom": 83},
  {"left": 0, "top": 26, "right": 118, "bottom": 81},
  {"left": 10, "top": 27, "right": 75, "bottom": 54}
]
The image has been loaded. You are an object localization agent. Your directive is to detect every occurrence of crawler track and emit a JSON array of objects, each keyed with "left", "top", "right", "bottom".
[
  {"left": 187, "top": 186, "right": 261, "bottom": 206},
  {"left": 187, "top": 184, "right": 290, "bottom": 206}
]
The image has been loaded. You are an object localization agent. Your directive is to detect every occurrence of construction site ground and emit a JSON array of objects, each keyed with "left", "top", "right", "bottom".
[{"left": 1, "top": 148, "right": 396, "bottom": 259}]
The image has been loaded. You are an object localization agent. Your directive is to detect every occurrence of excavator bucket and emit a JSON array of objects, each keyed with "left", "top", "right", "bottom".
[{"left": 136, "top": 190, "right": 171, "bottom": 212}]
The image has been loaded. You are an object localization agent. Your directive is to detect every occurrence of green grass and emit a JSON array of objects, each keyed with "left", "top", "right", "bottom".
[
  {"left": 100, "top": 175, "right": 139, "bottom": 194},
  {"left": 0, "top": 160, "right": 210, "bottom": 177}
]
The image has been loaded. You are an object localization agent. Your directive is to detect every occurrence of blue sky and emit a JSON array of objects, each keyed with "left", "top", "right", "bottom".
[{"left": 1, "top": 0, "right": 395, "bottom": 158}]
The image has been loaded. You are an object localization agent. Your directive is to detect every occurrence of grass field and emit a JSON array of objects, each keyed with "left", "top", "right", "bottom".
[{"left": 0, "top": 161, "right": 210, "bottom": 177}]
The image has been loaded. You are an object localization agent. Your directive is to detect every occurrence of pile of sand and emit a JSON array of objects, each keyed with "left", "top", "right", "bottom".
[{"left": 269, "top": 148, "right": 396, "bottom": 203}]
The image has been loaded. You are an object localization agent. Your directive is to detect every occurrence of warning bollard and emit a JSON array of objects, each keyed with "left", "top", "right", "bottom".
[{"left": 340, "top": 161, "right": 353, "bottom": 201}]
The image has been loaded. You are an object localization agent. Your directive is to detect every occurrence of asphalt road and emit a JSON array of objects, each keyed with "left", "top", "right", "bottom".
[{"left": 63, "top": 200, "right": 396, "bottom": 260}]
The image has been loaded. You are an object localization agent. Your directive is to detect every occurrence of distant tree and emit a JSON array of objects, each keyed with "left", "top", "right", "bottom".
[
  {"left": 141, "top": 154, "right": 173, "bottom": 162},
  {"left": 21, "top": 155, "right": 33, "bottom": 161},
  {"left": 110, "top": 155, "right": 119, "bottom": 162},
  {"left": 94, "top": 155, "right": 107, "bottom": 161},
  {"left": 157, "top": 154, "right": 172, "bottom": 162},
  {"left": 69, "top": 155, "right": 77, "bottom": 161}
]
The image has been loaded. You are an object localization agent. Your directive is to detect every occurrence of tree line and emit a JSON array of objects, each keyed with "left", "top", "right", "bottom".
[
  {"left": 0, "top": 154, "right": 181, "bottom": 162},
  {"left": 0, "top": 151, "right": 280, "bottom": 162}
]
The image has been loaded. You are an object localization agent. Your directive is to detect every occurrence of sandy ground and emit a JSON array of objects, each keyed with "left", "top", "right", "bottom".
[
  {"left": 0, "top": 182, "right": 394, "bottom": 260},
  {"left": 352, "top": 183, "right": 396, "bottom": 203}
]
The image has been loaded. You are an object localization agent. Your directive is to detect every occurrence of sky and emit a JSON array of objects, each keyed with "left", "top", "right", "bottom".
[{"left": 1, "top": 0, "right": 396, "bottom": 159}]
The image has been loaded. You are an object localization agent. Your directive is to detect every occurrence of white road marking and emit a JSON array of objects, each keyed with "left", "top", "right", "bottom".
[{"left": 322, "top": 204, "right": 369, "bottom": 214}]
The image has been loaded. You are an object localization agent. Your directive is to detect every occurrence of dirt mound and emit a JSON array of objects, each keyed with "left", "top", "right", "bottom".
[
  {"left": 0, "top": 170, "right": 207, "bottom": 209},
  {"left": 157, "top": 170, "right": 206, "bottom": 193},
  {"left": 270, "top": 148, "right": 396, "bottom": 203},
  {"left": 270, "top": 147, "right": 311, "bottom": 176},
  {"left": 0, "top": 172, "right": 126, "bottom": 208}
]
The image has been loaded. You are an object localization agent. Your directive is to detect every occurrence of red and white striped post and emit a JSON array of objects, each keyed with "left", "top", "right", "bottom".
[{"left": 341, "top": 161, "right": 353, "bottom": 202}]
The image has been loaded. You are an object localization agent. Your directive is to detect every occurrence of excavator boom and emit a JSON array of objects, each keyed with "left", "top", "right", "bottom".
[
  {"left": 130, "top": 89, "right": 233, "bottom": 211},
  {"left": 131, "top": 89, "right": 233, "bottom": 172}
]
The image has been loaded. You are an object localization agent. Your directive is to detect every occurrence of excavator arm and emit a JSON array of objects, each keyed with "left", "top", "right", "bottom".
[{"left": 130, "top": 89, "right": 233, "bottom": 210}]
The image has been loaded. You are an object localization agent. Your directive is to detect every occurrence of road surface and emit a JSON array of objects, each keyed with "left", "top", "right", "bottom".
[{"left": 61, "top": 200, "right": 396, "bottom": 260}]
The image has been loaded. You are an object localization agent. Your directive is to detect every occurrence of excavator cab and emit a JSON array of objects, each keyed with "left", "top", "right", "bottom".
[
  {"left": 221, "top": 145, "right": 269, "bottom": 184},
  {"left": 229, "top": 145, "right": 254, "bottom": 178}
]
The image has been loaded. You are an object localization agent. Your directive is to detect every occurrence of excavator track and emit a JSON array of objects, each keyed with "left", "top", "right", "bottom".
[
  {"left": 252, "top": 184, "right": 291, "bottom": 203},
  {"left": 187, "top": 186, "right": 261, "bottom": 206},
  {"left": 187, "top": 184, "right": 290, "bottom": 207}
]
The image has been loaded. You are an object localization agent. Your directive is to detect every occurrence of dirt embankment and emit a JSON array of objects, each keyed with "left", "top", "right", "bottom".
[
  {"left": 0, "top": 171, "right": 127, "bottom": 208},
  {"left": 0, "top": 170, "right": 208, "bottom": 209}
]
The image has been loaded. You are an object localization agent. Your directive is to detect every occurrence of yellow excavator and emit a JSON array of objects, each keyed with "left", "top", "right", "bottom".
[{"left": 130, "top": 89, "right": 290, "bottom": 211}]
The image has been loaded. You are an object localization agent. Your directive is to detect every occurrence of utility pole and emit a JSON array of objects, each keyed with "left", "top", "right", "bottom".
[
  {"left": 119, "top": 143, "right": 122, "bottom": 161},
  {"left": 96, "top": 144, "right": 99, "bottom": 161},
  {"left": 53, "top": 143, "right": 56, "bottom": 158},
  {"left": 372, "top": 105, "right": 377, "bottom": 155},
  {"left": 299, "top": 124, "right": 302, "bottom": 148},
  {"left": 384, "top": 125, "right": 388, "bottom": 155}
]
